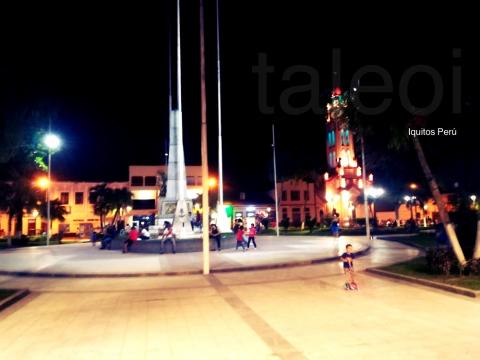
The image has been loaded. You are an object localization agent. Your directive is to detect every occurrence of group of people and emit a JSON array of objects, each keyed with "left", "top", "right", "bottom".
[
  {"left": 90, "top": 218, "right": 262, "bottom": 255},
  {"left": 233, "top": 220, "right": 257, "bottom": 251}
]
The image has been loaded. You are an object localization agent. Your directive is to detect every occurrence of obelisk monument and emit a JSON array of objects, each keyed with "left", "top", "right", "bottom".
[{"left": 158, "top": 0, "right": 194, "bottom": 238}]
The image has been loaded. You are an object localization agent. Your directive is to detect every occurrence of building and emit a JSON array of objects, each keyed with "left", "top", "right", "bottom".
[
  {"left": 277, "top": 178, "right": 324, "bottom": 226},
  {"left": 0, "top": 165, "right": 206, "bottom": 237},
  {"left": 324, "top": 88, "right": 373, "bottom": 225},
  {"left": 0, "top": 181, "right": 128, "bottom": 237}
]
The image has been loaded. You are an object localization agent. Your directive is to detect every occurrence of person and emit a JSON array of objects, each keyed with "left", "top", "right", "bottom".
[
  {"left": 210, "top": 224, "right": 222, "bottom": 251},
  {"left": 161, "top": 221, "right": 176, "bottom": 254},
  {"left": 247, "top": 223, "right": 257, "bottom": 249},
  {"left": 100, "top": 225, "right": 116, "bottom": 250},
  {"left": 196, "top": 211, "right": 202, "bottom": 231},
  {"left": 340, "top": 244, "right": 357, "bottom": 290},
  {"left": 90, "top": 231, "right": 98, "bottom": 247},
  {"left": 330, "top": 215, "right": 340, "bottom": 237},
  {"left": 235, "top": 225, "right": 246, "bottom": 251},
  {"left": 123, "top": 226, "right": 138, "bottom": 253},
  {"left": 140, "top": 227, "right": 150, "bottom": 240},
  {"left": 190, "top": 212, "right": 196, "bottom": 232}
]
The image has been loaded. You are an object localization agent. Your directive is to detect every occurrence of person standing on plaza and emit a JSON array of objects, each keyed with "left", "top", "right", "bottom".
[
  {"left": 236, "top": 225, "right": 246, "bottom": 251},
  {"left": 247, "top": 223, "right": 257, "bottom": 249},
  {"left": 330, "top": 215, "right": 340, "bottom": 237},
  {"left": 210, "top": 224, "right": 222, "bottom": 251},
  {"left": 340, "top": 244, "right": 358, "bottom": 290}
]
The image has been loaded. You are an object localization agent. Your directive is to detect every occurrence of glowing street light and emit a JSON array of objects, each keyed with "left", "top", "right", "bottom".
[
  {"left": 35, "top": 176, "right": 50, "bottom": 190},
  {"left": 208, "top": 177, "right": 217, "bottom": 188},
  {"left": 43, "top": 133, "right": 62, "bottom": 246},
  {"left": 367, "top": 187, "right": 385, "bottom": 199},
  {"left": 43, "top": 133, "right": 61, "bottom": 151},
  {"left": 409, "top": 183, "right": 418, "bottom": 190},
  {"left": 470, "top": 195, "right": 477, "bottom": 203}
]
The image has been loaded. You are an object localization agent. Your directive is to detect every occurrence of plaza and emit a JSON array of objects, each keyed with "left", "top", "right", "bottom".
[{"left": 0, "top": 238, "right": 478, "bottom": 359}]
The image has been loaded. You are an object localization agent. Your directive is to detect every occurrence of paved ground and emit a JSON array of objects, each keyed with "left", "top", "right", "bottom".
[
  {"left": 1, "top": 239, "right": 478, "bottom": 359},
  {"left": 0, "top": 235, "right": 372, "bottom": 275}
]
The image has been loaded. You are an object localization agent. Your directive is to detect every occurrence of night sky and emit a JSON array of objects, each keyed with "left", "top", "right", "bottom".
[{"left": 0, "top": 2, "right": 478, "bottom": 199}]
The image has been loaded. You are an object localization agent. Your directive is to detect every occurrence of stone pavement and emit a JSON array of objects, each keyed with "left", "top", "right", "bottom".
[
  {"left": 0, "top": 235, "right": 374, "bottom": 276},
  {"left": 2, "top": 239, "right": 478, "bottom": 359}
]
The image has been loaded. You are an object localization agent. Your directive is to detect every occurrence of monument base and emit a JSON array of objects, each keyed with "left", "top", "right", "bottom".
[{"left": 157, "top": 198, "right": 195, "bottom": 239}]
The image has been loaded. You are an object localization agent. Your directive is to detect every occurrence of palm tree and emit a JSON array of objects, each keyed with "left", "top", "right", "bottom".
[
  {"left": 39, "top": 198, "right": 68, "bottom": 224},
  {"left": 108, "top": 188, "right": 133, "bottom": 225},
  {"left": 348, "top": 91, "right": 467, "bottom": 265},
  {"left": 89, "top": 184, "right": 133, "bottom": 228},
  {"left": 89, "top": 183, "right": 112, "bottom": 229},
  {"left": 390, "top": 116, "right": 467, "bottom": 265},
  {"left": 0, "top": 179, "right": 40, "bottom": 246}
]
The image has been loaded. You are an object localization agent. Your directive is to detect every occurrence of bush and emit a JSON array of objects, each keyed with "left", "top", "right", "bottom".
[
  {"left": 305, "top": 216, "right": 316, "bottom": 233},
  {"left": 280, "top": 217, "right": 290, "bottom": 231},
  {"left": 426, "top": 248, "right": 459, "bottom": 275},
  {"left": 465, "top": 259, "right": 480, "bottom": 276},
  {"left": 12, "top": 235, "right": 29, "bottom": 247}
]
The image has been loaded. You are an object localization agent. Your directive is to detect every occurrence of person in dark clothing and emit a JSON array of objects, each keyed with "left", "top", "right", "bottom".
[
  {"left": 100, "top": 225, "right": 116, "bottom": 250},
  {"left": 210, "top": 224, "right": 222, "bottom": 251}
]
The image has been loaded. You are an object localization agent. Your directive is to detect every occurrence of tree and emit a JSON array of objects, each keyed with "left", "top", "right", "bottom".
[
  {"left": 305, "top": 215, "right": 316, "bottom": 233},
  {"left": 109, "top": 188, "right": 133, "bottom": 225},
  {"left": 39, "top": 199, "right": 68, "bottom": 224},
  {"left": 0, "top": 178, "right": 40, "bottom": 245},
  {"left": 280, "top": 216, "right": 290, "bottom": 231},
  {"left": 89, "top": 183, "right": 111, "bottom": 229},
  {"left": 89, "top": 184, "right": 133, "bottom": 228}
]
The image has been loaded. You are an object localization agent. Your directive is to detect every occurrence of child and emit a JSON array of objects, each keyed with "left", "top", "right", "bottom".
[
  {"left": 247, "top": 223, "right": 257, "bottom": 249},
  {"left": 235, "top": 225, "right": 246, "bottom": 251},
  {"left": 340, "top": 244, "right": 358, "bottom": 290}
]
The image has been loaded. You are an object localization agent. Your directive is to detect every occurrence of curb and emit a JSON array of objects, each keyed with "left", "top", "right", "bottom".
[
  {"left": 366, "top": 268, "right": 480, "bottom": 298},
  {"left": 0, "top": 289, "right": 30, "bottom": 312},
  {"left": 376, "top": 235, "right": 427, "bottom": 251},
  {"left": 0, "top": 247, "right": 370, "bottom": 278}
]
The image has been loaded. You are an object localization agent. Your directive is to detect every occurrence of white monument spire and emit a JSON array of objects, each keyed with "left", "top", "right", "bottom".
[{"left": 159, "top": 0, "right": 194, "bottom": 237}]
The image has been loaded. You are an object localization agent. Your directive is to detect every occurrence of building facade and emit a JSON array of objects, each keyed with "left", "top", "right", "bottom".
[
  {"left": 0, "top": 165, "right": 206, "bottom": 237},
  {"left": 277, "top": 179, "right": 324, "bottom": 227}
]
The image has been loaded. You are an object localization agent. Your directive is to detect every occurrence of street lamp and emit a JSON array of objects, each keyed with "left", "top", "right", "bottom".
[
  {"left": 403, "top": 195, "right": 417, "bottom": 220},
  {"left": 367, "top": 187, "right": 385, "bottom": 224},
  {"left": 43, "top": 133, "right": 61, "bottom": 246},
  {"left": 208, "top": 177, "right": 217, "bottom": 188}
]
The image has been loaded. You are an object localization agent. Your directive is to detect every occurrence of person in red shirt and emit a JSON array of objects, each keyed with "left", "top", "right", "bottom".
[
  {"left": 123, "top": 226, "right": 138, "bottom": 253},
  {"left": 236, "top": 225, "right": 246, "bottom": 251},
  {"left": 247, "top": 223, "right": 257, "bottom": 249}
]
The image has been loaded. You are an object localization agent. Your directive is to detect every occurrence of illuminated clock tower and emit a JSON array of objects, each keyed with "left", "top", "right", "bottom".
[{"left": 324, "top": 87, "right": 373, "bottom": 225}]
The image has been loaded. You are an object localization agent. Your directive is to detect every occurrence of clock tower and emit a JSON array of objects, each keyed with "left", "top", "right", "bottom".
[{"left": 324, "top": 88, "right": 373, "bottom": 225}]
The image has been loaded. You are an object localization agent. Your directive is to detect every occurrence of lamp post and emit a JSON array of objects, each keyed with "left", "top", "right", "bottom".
[
  {"left": 367, "top": 187, "right": 385, "bottom": 224},
  {"left": 43, "top": 133, "right": 61, "bottom": 246},
  {"left": 272, "top": 124, "right": 280, "bottom": 237}
]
